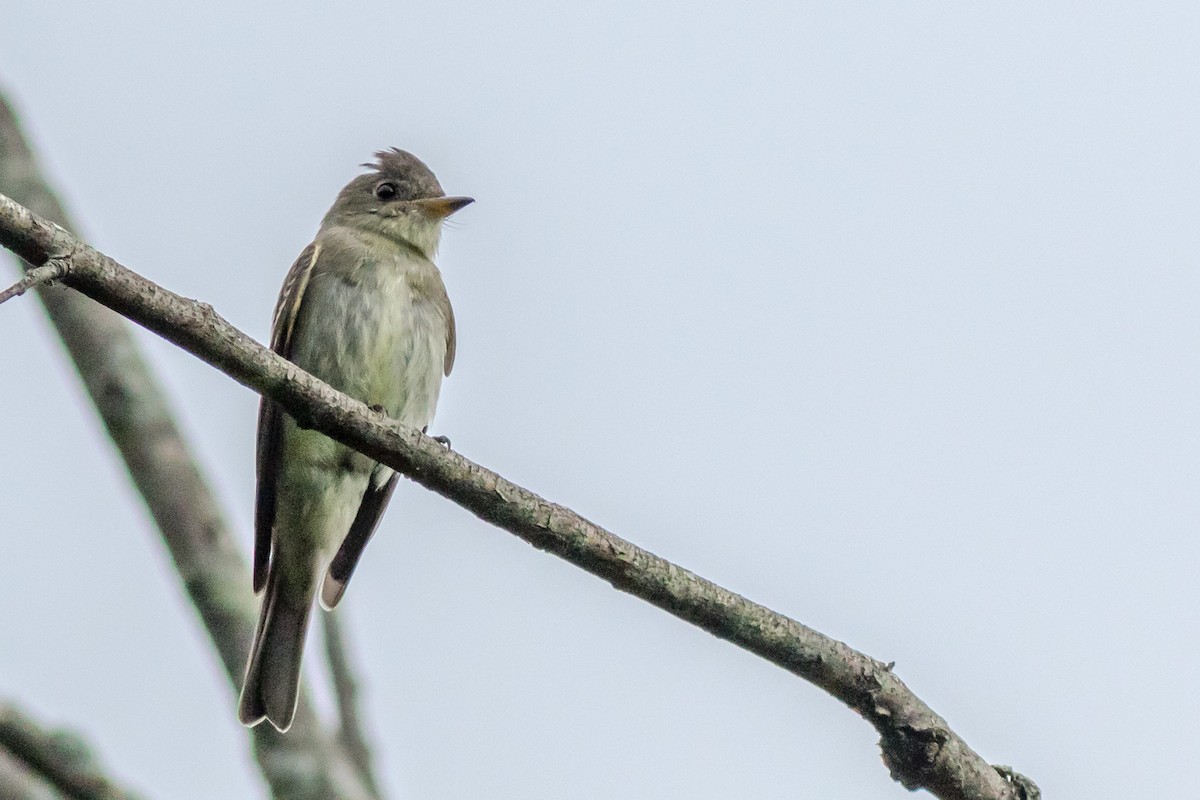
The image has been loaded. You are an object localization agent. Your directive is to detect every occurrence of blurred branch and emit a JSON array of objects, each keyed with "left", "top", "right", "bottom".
[
  {"left": 0, "top": 189, "right": 1038, "bottom": 800},
  {"left": 0, "top": 749, "right": 69, "bottom": 800},
  {"left": 0, "top": 92, "right": 376, "bottom": 800},
  {"left": 0, "top": 704, "right": 141, "bottom": 800},
  {"left": 322, "top": 613, "right": 381, "bottom": 799}
]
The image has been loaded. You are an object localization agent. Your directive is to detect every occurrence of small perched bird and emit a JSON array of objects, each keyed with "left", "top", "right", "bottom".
[{"left": 239, "top": 149, "right": 472, "bottom": 732}]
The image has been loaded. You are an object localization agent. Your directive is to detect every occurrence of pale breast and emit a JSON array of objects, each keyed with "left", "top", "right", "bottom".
[{"left": 290, "top": 247, "right": 448, "bottom": 433}]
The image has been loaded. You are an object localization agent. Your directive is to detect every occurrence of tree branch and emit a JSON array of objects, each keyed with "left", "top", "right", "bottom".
[
  {"left": 0, "top": 704, "right": 142, "bottom": 800},
  {"left": 0, "top": 188, "right": 1038, "bottom": 800},
  {"left": 322, "top": 613, "right": 381, "bottom": 800},
  {"left": 0, "top": 747, "right": 67, "bottom": 800},
  {"left": 0, "top": 92, "right": 375, "bottom": 800}
]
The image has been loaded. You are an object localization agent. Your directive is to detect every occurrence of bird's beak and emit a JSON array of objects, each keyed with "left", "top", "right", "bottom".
[{"left": 413, "top": 196, "right": 475, "bottom": 219}]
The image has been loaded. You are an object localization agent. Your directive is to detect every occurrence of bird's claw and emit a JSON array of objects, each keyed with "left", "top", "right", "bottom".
[{"left": 422, "top": 426, "right": 452, "bottom": 449}]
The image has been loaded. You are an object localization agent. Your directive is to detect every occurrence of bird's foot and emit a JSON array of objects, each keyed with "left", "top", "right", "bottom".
[{"left": 422, "top": 426, "right": 452, "bottom": 449}]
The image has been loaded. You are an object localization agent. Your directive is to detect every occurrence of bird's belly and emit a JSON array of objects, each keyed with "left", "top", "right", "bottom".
[
  {"left": 276, "top": 270, "right": 446, "bottom": 553},
  {"left": 273, "top": 448, "right": 369, "bottom": 553},
  {"left": 292, "top": 271, "right": 446, "bottom": 431}
]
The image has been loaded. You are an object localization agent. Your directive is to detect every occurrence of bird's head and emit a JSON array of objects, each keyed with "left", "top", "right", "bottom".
[{"left": 323, "top": 148, "right": 473, "bottom": 258}]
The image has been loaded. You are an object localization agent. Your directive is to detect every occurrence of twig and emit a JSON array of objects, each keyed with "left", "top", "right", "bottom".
[
  {"left": 0, "top": 188, "right": 1038, "bottom": 800},
  {"left": 0, "top": 91, "right": 375, "bottom": 800},
  {"left": 322, "top": 613, "right": 381, "bottom": 799},
  {"left": 0, "top": 704, "right": 142, "bottom": 800},
  {"left": 0, "top": 258, "right": 66, "bottom": 304}
]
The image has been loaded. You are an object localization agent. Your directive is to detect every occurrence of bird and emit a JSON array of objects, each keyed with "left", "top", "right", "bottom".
[{"left": 238, "top": 148, "right": 472, "bottom": 732}]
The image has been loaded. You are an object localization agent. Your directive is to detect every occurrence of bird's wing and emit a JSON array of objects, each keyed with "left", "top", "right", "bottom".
[
  {"left": 321, "top": 470, "right": 400, "bottom": 609},
  {"left": 253, "top": 241, "right": 321, "bottom": 593},
  {"left": 438, "top": 281, "right": 456, "bottom": 376}
]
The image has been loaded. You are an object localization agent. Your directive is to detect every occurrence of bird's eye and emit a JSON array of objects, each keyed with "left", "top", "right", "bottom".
[{"left": 374, "top": 182, "right": 398, "bottom": 200}]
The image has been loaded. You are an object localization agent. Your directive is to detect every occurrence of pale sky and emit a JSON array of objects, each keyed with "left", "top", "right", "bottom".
[{"left": 2, "top": 3, "right": 1198, "bottom": 798}]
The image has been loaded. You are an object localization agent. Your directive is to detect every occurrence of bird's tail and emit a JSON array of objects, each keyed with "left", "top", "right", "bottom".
[{"left": 238, "top": 565, "right": 315, "bottom": 732}]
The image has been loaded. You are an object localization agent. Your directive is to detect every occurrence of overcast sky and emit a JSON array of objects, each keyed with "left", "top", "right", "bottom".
[{"left": 2, "top": 3, "right": 1198, "bottom": 798}]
